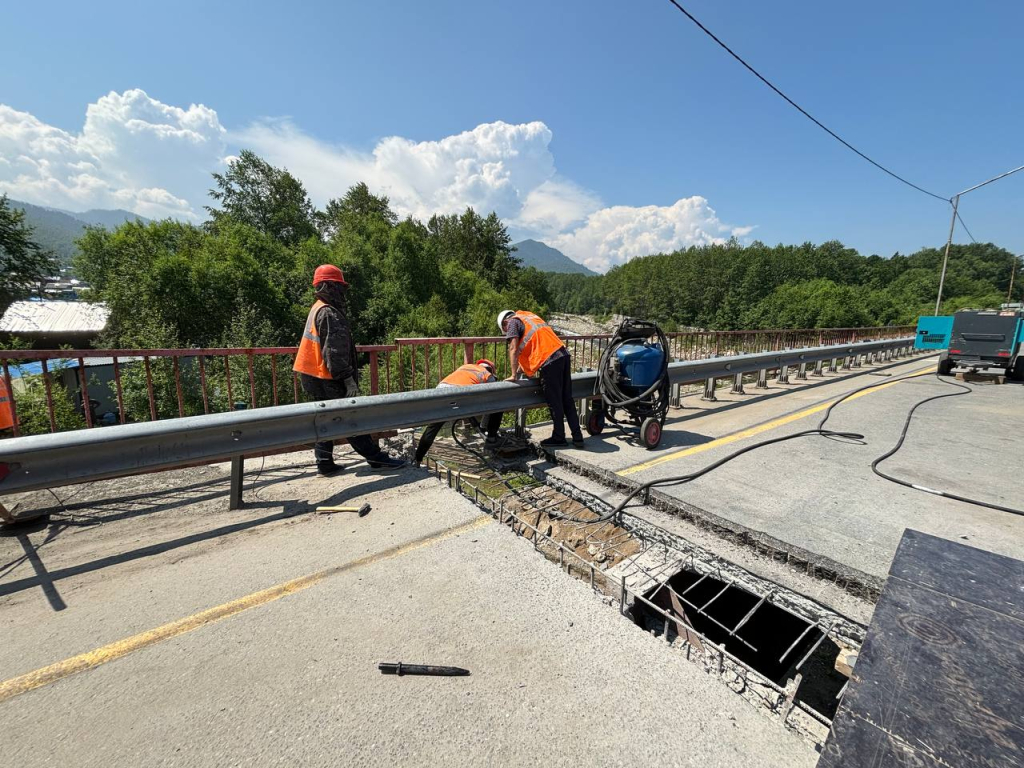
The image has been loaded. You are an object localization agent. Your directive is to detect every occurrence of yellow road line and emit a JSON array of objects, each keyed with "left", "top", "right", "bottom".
[
  {"left": 0, "top": 515, "right": 490, "bottom": 705},
  {"left": 618, "top": 366, "right": 936, "bottom": 476}
]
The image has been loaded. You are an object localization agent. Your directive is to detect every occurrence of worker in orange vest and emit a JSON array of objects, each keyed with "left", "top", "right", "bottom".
[
  {"left": 498, "top": 310, "right": 585, "bottom": 449},
  {"left": 293, "top": 265, "right": 406, "bottom": 475},
  {"left": 414, "top": 359, "right": 506, "bottom": 465}
]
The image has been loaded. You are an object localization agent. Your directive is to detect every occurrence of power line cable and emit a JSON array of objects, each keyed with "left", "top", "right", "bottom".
[
  {"left": 662, "top": 0, "right": 949, "bottom": 202},
  {"left": 954, "top": 208, "right": 978, "bottom": 243}
]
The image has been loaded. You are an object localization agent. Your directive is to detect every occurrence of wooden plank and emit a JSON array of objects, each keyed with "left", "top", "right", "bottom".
[{"left": 668, "top": 590, "right": 705, "bottom": 653}]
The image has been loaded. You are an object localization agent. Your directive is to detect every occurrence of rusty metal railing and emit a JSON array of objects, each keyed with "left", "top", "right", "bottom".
[
  {"left": 0, "top": 325, "right": 912, "bottom": 437},
  {"left": 0, "top": 345, "right": 397, "bottom": 437}
]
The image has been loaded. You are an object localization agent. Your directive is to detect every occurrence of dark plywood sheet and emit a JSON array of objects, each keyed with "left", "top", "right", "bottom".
[
  {"left": 820, "top": 530, "right": 1024, "bottom": 768},
  {"left": 888, "top": 529, "right": 1024, "bottom": 622}
]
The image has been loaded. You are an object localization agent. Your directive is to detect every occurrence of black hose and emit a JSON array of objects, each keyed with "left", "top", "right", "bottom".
[
  {"left": 560, "top": 367, "right": 1024, "bottom": 525},
  {"left": 867, "top": 377, "right": 1023, "bottom": 516}
]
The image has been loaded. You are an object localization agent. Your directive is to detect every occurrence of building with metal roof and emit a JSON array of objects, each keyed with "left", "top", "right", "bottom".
[{"left": 0, "top": 300, "right": 109, "bottom": 346}]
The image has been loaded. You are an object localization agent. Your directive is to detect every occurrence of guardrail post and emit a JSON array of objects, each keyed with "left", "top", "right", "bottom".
[
  {"left": 671, "top": 382, "right": 682, "bottom": 408},
  {"left": 852, "top": 354, "right": 862, "bottom": 369},
  {"left": 515, "top": 407, "right": 527, "bottom": 438},
  {"left": 796, "top": 362, "right": 808, "bottom": 380},
  {"left": 812, "top": 360, "right": 824, "bottom": 377},
  {"left": 776, "top": 365, "right": 790, "bottom": 384},
  {"left": 702, "top": 377, "right": 717, "bottom": 401},
  {"left": 829, "top": 357, "right": 839, "bottom": 373},
  {"left": 841, "top": 356, "right": 851, "bottom": 371},
  {"left": 230, "top": 456, "right": 244, "bottom": 510},
  {"left": 730, "top": 373, "right": 745, "bottom": 394},
  {"left": 756, "top": 368, "right": 769, "bottom": 389}
]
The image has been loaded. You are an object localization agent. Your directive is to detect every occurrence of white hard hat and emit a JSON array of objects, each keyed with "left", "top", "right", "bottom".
[{"left": 497, "top": 310, "right": 515, "bottom": 333}]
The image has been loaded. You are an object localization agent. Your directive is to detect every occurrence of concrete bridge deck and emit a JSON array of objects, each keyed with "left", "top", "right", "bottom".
[
  {"left": 0, "top": 455, "right": 815, "bottom": 767},
  {"left": 534, "top": 354, "right": 1023, "bottom": 587},
  {"left": 2, "top": 349, "right": 1021, "bottom": 766}
]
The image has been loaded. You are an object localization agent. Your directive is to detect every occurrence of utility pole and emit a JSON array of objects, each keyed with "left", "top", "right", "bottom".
[
  {"left": 935, "top": 196, "right": 959, "bottom": 315},
  {"left": 933, "top": 164, "right": 1024, "bottom": 315},
  {"left": 1009, "top": 256, "right": 1019, "bottom": 303}
]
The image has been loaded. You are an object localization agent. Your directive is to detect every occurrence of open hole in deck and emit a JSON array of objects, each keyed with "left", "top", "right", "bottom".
[{"left": 634, "top": 568, "right": 848, "bottom": 719}]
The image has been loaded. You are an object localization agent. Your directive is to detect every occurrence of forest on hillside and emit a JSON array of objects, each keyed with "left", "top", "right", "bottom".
[
  {"left": 6, "top": 149, "right": 1020, "bottom": 356},
  {"left": 544, "top": 240, "right": 1021, "bottom": 329}
]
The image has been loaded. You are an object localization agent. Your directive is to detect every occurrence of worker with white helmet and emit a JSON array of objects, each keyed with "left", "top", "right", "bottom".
[{"left": 498, "top": 309, "right": 585, "bottom": 449}]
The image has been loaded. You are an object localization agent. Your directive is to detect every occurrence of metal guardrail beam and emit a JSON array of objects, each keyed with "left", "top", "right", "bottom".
[{"left": 0, "top": 337, "right": 914, "bottom": 497}]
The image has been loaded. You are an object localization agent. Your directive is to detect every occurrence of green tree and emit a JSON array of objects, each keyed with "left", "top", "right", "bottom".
[
  {"left": 318, "top": 182, "right": 398, "bottom": 240},
  {"left": 207, "top": 150, "right": 319, "bottom": 247},
  {"left": 0, "top": 195, "right": 56, "bottom": 314},
  {"left": 427, "top": 208, "right": 519, "bottom": 289}
]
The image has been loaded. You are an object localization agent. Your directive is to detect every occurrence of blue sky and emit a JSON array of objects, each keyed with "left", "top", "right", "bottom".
[{"left": 1, "top": 0, "right": 1021, "bottom": 271}]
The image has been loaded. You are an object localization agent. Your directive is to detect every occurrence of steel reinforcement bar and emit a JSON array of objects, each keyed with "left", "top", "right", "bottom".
[{"left": 0, "top": 337, "right": 915, "bottom": 502}]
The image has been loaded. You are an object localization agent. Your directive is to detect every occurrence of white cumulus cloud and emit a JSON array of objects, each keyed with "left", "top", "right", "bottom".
[
  {"left": 0, "top": 89, "right": 751, "bottom": 271},
  {"left": 233, "top": 118, "right": 592, "bottom": 234},
  {"left": 550, "top": 198, "right": 749, "bottom": 273},
  {"left": 0, "top": 89, "right": 225, "bottom": 219}
]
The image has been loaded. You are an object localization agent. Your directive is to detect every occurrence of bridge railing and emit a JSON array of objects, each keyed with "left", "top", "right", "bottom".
[
  {"left": 0, "top": 325, "right": 912, "bottom": 437},
  {"left": 0, "top": 337, "right": 922, "bottom": 511}
]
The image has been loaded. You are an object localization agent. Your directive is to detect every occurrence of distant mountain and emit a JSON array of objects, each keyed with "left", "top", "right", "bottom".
[
  {"left": 73, "top": 207, "right": 151, "bottom": 228},
  {"left": 8, "top": 199, "right": 151, "bottom": 267},
  {"left": 512, "top": 239, "right": 596, "bottom": 275}
]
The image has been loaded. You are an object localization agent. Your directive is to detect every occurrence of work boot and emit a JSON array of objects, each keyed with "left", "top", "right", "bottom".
[
  {"left": 368, "top": 455, "right": 407, "bottom": 471},
  {"left": 317, "top": 462, "right": 343, "bottom": 477},
  {"left": 572, "top": 437, "right": 585, "bottom": 449},
  {"left": 540, "top": 437, "right": 568, "bottom": 448}
]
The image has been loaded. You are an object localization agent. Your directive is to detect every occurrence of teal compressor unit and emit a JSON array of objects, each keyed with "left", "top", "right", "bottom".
[{"left": 915, "top": 305, "right": 1024, "bottom": 379}]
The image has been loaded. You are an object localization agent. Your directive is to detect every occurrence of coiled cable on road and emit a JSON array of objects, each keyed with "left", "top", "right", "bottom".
[{"left": 555, "top": 367, "right": 1024, "bottom": 524}]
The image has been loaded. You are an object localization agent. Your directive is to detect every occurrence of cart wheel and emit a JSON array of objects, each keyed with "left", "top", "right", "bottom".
[
  {"left": 586, "top": 410, "right": 605, "bottom": 436},
  {"left": 641, "top": 417, "right": 662, "bottom": 449}
]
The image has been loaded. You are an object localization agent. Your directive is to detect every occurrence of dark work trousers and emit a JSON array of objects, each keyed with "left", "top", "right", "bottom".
[
  {"left": 538, "top": 353, "right": 582, "bottom": 441},
  {"left": 415, "top": 413, "right": 503, "bottom": 464},
  {"left": 299, "top": 374, "right": 383, "bottom": 466}
]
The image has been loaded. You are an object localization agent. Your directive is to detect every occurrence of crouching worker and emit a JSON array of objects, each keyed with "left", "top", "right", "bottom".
[
  {"left": 498, "top": 309, "right": 585, "bottom": 449},
  {"left": 293, "top": 265, "right": 406, "bottom": 476},
  {"left": 414, "top": 359, "right": 506, "bottom": 466}
]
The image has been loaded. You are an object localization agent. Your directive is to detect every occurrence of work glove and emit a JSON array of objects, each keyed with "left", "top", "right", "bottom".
[{"left": 342, "top": 376, "right": 360, "bottom": 398}]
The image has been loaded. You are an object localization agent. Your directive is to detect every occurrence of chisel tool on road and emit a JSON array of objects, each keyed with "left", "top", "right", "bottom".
[
  {"left": 378, "top": 662, "right": 470, "bottom": 677},
  {"left": 315, "top": 502, "right": 371, "bottom": 516}
]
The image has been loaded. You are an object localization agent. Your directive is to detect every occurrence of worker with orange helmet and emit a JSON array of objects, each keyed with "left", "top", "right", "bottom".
[
  {"left": 413, "top": 359, "right": 506, "bottom": 466},
  {"left": 498, "top": 309, "right": 585, "bottom": 449},
  {"left": 293, "top": 265, "right": 406, "bottom": 475}
]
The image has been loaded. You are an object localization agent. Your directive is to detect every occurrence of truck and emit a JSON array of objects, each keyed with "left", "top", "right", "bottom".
[{"left": 915, "top": 304, "right": 1024, "bottom": 379}]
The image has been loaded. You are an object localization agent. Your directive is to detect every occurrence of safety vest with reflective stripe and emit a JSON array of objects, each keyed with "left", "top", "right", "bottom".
[
  {"left": 292, "top": 300, "right": 333, "bottom": 379},
  {"left": 0, "top": 378, "right": 12, "bottom": 431},
  {"left": 441, "top": 363, "right": 496, "bottom": 387},
  {"left": 514, "top": 310, "right": 564, "bottom": 377}
]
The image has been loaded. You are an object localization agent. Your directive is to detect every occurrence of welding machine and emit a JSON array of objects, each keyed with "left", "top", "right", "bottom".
[{"left": 586, "top": 318, "right": 671, "bottom": 449}]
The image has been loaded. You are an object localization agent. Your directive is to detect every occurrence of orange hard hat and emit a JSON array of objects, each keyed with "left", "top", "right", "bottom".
[
  {"left": 475, "top": 359, "right": 496, "bottom": 373},
  {"left": 313, "top": 264, "right": 348, "bottom": 286}
]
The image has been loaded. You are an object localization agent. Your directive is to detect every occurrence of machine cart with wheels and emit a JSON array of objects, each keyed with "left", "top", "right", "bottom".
[{"left": 587, "top": 318, "right": 670, "bottom": 449}]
